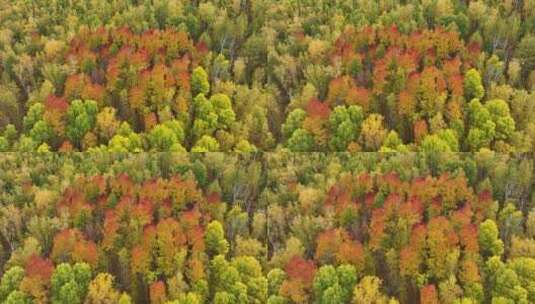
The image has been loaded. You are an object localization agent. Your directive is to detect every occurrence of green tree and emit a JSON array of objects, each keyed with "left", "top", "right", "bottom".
[
  {"left": 0, "top": 267, "right": 25, "bottom": 302},
  {"left": 267, "top": 269, "right": 286, "bottom": 297},
  {"left": 287, "top": 129, "right": 314, "bottom": 152},
  {"left": 464, "top": 69, "right": 485, "bottom": 100},
  {"left": 479, "top": 220, "right": 504, "bottom": 258},
  {"left": 147, "top": 120, "right": 185, "bottom": 151},
  {"left": 4, "top": 291, "right": 32, "bottom": 304},
  {"left": 282, "top": 109, "right": 307, "bottom": 140},
  {"left": 313, "top": 265, "right": 357, "bottom": 304},
  {"left": 205, "top": 221, "right": 229, "bottom": 257},
  {"left": 192, "top": 67, "right": 210, "bottom": 96},
  {"left": 328, "top": 105, "right": 364, "bottom": 151},
  {"left": 51, "top": 263, "right": 92, "bottom": 304},
  {"left": 192, "top": 135, "right": 220, "bottom": 152},
  {"left": 467, "top": 99, "right": 496, "bottom": 150},
  {"left": 23, "top": 103, "right": 45, "bottom": 132},
  {"left": 485, "top": 99, "right": 515, "bottom": 141},
  {"left": 29, "top": 120, "right": 55, "bottom": 145},
  {"left": 66, "top": 99, "right": 98, "bottom": 148},
  {"left": 210, "top": 94, "right": 236, "bottom": 129},
  {"left": 516, "top": 35, "right": 535, "bottom": 82}
]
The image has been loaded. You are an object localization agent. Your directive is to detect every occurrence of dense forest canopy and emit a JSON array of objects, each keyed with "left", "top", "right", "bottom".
[
  {"left": 1, "top": 0, "right": 535, "bottom": 152},
  {"left": 1, "top": 1, "right": 535, "bottom": 304},
  {"left": 0, "top": 153, "right": 534, "bottom": 304}
]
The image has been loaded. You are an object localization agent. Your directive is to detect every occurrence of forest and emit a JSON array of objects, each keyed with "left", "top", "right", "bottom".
[
  {"left": 1, "top": 0, "right": 535, "bottom": 304},
  {"left": 0, "top": 153, "right": 535, "bottom": 304},
  {"left": 1, "top": 0, "right": 535, "bottom": 152}
]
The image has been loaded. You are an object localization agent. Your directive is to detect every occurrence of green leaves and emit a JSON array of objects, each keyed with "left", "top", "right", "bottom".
[
  {"left": 192, "top": 67, "right": 210, "bottom": 96},
  {"left": 479, "top": 220, "right": 504, "bottom": 258},
  {"left": 464, "top": 69, "right": 485, "bottom": 101},
  {"left": 66, "top": 99, "right": 98, "bottom": 147},
  {"left": 0, "top": 267, "right": 25, "bottom": 302},
  {"left": 286, "top": 128, "right": 314, "bottom": 152},
  {"left": 330, "top": 105, "right": 363, "bottom": 150},
  {"left": 313, "top": 265, "right": 357, "bottom": 304},
  {"left": 51, "top": 263, "right": 92, "bottom": 304},
  {"left": 205, "top": 221, "right": 229, "bottom": 257},
  {"left": 147, "top": 120, "right": 186, "bottom": 151},
  {"left": 467, "top": 98, "right": 515, "bottom": 151}
]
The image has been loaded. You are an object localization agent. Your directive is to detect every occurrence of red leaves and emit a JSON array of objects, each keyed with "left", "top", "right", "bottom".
[
  {"left": 149, "top": 281, "right": 167, "bottom": 304},
  {"left": 73, "top": 239, "right": 99, "bottom": 266},
  {"left": 420, "top": 284, "right": 439, "bottom": 304},
  {"left": 60, "top": 27, "right": 202, "bottom": 126},
  {"left": 427, "top": 216, "right": 460, "bottom": 252},
  {"left": 326, "top": 76, "right": 354, "bottom": 105},
  {"left": 369, "top": 208, "right": 387, "bottom": 250},
  {"left": 131, "top": 245, "right": 151, "bottom": 275},
  {"left": 346, "top": 86, "right": 371, "bottom": 111},
  {"left": 51, "top": 228, "right": 99, "bottom": 266},
  {"left": 459, "top": 224, "right": 479, "bottom": 253},
  {"left": 400, "top": 245, "right": 420, "bottom": 277},
  {"left": 285, "top": 256, "right": 316, "bottom": 285},
  {"left": 336, "top": 239, "right": 365, "bottom": 268},
  {"left": 25, "top": 255, "right": 54, "bottom": 283},
  {"left": 413, "top": 119, "right": 429, "bottom": 144},
  {"left": 45, "top": 95, "right": 69, "bottom": 112},
  {"left": 306, "top": 98, "right": 331, "bottom": 119}
]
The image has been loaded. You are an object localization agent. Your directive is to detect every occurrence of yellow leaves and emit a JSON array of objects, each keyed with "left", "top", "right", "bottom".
[
  {"left": 308, "top": 39, "right": 328, "bottom": 62},
  {"left": 34, "top": 189, "right": 58, "bottom": 211},
  {"left": 302, "top": 116, "right": 328, "bottom": 148},
  {"left": 297, "top": 186, "right": 322, "bottom": 212},
  {"left": 86, "top": 273, "right": 121, "bottom": 304},
  {"left": 359, "top": 114, "right": 387, "bottom": 151},
  {"left": 44, "top": 40, "right": 66, "bottom": 59}
]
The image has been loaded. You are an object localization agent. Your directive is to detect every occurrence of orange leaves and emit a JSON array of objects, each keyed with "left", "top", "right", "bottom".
[
  {"left": 280, "top": 257, "right": 316, "bottom": 304},
  {"left": 44, "top": 95, "right": 69, "bottom": 111},
  {"left": 57, "top": 185, "right": 93, "bottom": 219},
  {"left": 306, "top": 98, "right": 331, "bottom": 119},
  {"left": 73, "top": 240, "right": 99, "bottom": 266},
  {"left": 279, "top": 278, "right": 309, "bottom": 304},
  {"left": 314, "top": 228, "right": 365, "bottom": 267},
  {"left": 64, "top": 74, "right": 86, "bottom": 100},
  {"left": 157, "top": 218, "right": 187, "bottom": 249},
  {"left": 51, "top": 228, "right": 99, "bottom": 266},
  {"left": 336, "top": 239, "right": 365, "bottom": 268},
  {"left": 131, "top": 245, "right": 151, "bottom": 275},
  {"left": 346, "top": 86, "right": 371, "bottom": 111},
  {"left": 25, "top": 255, "right": 54, "bottom": 283},
  {"left": 326, "top": 76, "right": 353, "bottom": 105},
  {"left": 187, "top": 257, "right": 205, "bottom": 282},
  {"left": 149, "top": 281, "right": 167, "bottom": 304},
  {"left": 400, "top": 224, "right": 427, "bottom": 277},
  {"left": 46, "top": 171, "right": 218, "bottom": 288},
  {"left": 60, "top": 27, "right": 201, "bottom": 128},
  {"left": 413, "top": 119, "right": 429, "bottom": 144},
  {"left": 399, "top": 245, "right": 421, "bottom": 277},
  {"left": 459, "top": 258, "right": 481, "bottom": 285},
  {"left": 369, "top": 208, "right": 387, "bottom": 250},
  {"left": 325, "top": 26, "right": 476, "bottom": 143},
  {"left": 398, "top": 90, "right": 416, "bottom": 117},
  {"left": 427, "top": 216, "right": 459, "bottom": 248},
  {"left": 285, "top": 256, "right": 317, "bottom": 285},
  {"left": 459, "top": 224, "right": 479, "bottom": 254},
  {"left": 420, "top": 284, "right": 439, "bottom": 304}
]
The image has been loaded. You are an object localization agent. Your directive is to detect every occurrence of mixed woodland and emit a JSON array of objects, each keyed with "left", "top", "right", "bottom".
[
  {"left": 1, "top": 1, "right": 535, "bottom": 304},
  {"left": 0, "top": 153, "right": 534, "bottom": 303},
  {"left": 1, "top": 0, "right": 535, "bottom": 152}
]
